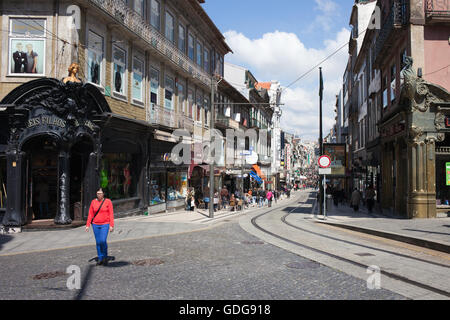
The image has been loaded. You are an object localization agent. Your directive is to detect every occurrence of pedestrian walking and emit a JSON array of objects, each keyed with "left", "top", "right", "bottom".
[
  {"left": 267, "top": 190, "right": 273, "bottom": 207},
  {"left": 85, "top": 188, "right": 114, "bottom": 266},
  {"left": 366, "top": 185, "right": 376, "bottom": 213},
  {"left": 220, "top": 186, "right": 229, "bottom": 209},
  {"left": 350, "top": 188, "right": 361, "bottom": 212},
  {"left": 213, "top": 191, "right": 219, "bottom": 212}
]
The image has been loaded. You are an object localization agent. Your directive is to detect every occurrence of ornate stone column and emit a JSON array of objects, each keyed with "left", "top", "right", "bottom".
[
  {"left": 55, "top": 148, "right": 72, "bottom": 224},
  {"left": 2, "top": 147, "right": 26, "bottom": 227},
  {"left": 407, "top": 132, "right": 438, "bottom": 219}
]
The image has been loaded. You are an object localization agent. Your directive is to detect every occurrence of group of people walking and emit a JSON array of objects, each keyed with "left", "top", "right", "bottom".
[
  {"left": 184, "top": 185, "right": 293, "bottom": 212},
  {"left": 325, "top": 184, "right": 377, "bottom": 213}
]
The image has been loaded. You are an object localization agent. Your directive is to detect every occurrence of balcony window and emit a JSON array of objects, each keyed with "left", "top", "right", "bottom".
[
  {"left": 196, "top": 41, "right": 202, "bottom": 66},
  {"left": 204, "top": 97, "right": 210, "bottom": 126},
  {"left": 113, "top": 45, "right": 126, "bottom": 95},
  {"left": 134, "top": 0, "right": 145, "bottom": 18},
  {"left": 178, "top": 25, "right": 185, "bottom": 53},
  {"left": 165, "top": 75, "right": 174, "bottom": 110},
  {"left": 132, "top": 56, "right": 144, "bottom": 102},
  {"left": 178, "top": 82, "right": 185, "bottom": 114},
  {"left": 203, "top": 48, "right": 210, "bottom": 73},
  {"left": 188, "top": 34, "right": 194, "bottom": 61},
  {"left": 188, "top": 88, "right": 194, "bottom": 119},
  {"left": 87, "top": 30, "right": 104, "bottom": 86},
  {"left": 150, "top": 0, "right": 160, "bottom": 31},
  {"left": 165, "top": 12, "right": 174, "bottom": 43},
  {"left": 196, "top": 91, "right": 203, "bottom": 122},
  {"left": 150, "top": 67, "right": 159, "bottom": 105}
]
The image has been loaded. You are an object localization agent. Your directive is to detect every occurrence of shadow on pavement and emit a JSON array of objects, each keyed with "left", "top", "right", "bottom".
[
  {"left": 402, "top": 228, "right": 450, "bottom": 236},
  {"left": 0, "top": 234, "right": 13, "bottom": 252}
]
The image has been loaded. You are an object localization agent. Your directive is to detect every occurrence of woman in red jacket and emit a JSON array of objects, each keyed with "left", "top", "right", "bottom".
[{"left": 85, "top": 188, "right": 114, "bottom": 266}]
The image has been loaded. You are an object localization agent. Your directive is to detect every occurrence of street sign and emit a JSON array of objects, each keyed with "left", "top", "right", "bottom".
[
  {"left": 318, "top": 155, "right": 331, "bottom": 168},
  {"left": 319, "top": 168, "right": 331, "bottom": 175}
]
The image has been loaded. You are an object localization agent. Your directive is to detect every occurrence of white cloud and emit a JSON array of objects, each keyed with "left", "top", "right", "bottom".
[
  {"left": 313, "top": 0, "right": 341, "bottom": 32},
  {"left": 223, "top": 27, "right": 350, "bottom": 141}
]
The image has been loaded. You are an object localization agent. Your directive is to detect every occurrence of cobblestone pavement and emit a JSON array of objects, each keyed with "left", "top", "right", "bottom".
[{"left": 0, "top": 214, "right": 405, "bottom": 300}]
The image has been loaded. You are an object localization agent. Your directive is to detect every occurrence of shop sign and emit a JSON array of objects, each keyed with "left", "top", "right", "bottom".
[
  {"left": 323, "top": 143, "right": 346, "bottom": 176},
  {"left": 26, "top": 115, "right": 96, "bottom": 131},
  {"left": 445, "top": 118, "right": 450, "bottom": 128}
]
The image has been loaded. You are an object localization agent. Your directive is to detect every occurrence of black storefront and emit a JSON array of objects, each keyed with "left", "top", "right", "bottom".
[{"left": 0, "top": 78, "right": 150, "bottom": 228}]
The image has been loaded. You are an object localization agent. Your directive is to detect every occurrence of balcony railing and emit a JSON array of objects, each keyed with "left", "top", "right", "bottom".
[
  {"left": 425, "top": 0, "right": 450, "bottom": 17},
  {"left": 88, "top": 0, "right": 212, "bottom": 87},
  {"left": 178, "top": 113, "right": 194, "bottom": 133},
  {"left": 215, "top": 114, "right": 240, "bottom": 129},
  {"left": 146, "top": 104, "right": 178, "bottom": 129}
]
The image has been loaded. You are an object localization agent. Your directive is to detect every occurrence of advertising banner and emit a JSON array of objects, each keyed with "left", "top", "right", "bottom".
[{"left": 323, "top": 143, "right": 346, "bottom": 176}]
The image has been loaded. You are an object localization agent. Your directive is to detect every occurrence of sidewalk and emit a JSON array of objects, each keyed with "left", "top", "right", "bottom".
[
  {"left": 0, "top": 193, "right": 296, "bottom": 256},
  {"left": 313, "top": 200, "right": 450, "bottom": 254}
]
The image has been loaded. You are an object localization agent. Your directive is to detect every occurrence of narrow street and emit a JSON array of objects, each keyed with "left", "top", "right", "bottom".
[{"left": 2, "top": 191, "right": 448, "bottom": 301}]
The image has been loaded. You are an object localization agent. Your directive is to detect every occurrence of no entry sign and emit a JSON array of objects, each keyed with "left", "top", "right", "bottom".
[{"left": 318, "top": 155, "right": 331, "bottom": 168}]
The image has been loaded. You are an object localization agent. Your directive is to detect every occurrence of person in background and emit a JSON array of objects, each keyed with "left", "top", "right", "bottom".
[
  {"left": 85, "top": 188, "right": 114, "bottom": 266},
  {"left": 350, "top": 188, "right": 361, "bottom": 212},
  {"left": 366, "top": 185, "right": 376, "bottom": 213}
]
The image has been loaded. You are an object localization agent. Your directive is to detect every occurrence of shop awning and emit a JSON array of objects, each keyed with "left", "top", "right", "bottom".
[{"left": 252, "top": 164, "right": 267, "bottom": 181}]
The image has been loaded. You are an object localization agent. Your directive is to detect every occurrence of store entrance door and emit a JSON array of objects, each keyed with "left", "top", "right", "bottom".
[{"left": 23, "top": 136, "right": 58, "bottom": 221}]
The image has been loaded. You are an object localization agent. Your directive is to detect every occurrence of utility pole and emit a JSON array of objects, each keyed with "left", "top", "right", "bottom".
[{"left": 209, "top": 76, "right": 216, "bottom": 219}]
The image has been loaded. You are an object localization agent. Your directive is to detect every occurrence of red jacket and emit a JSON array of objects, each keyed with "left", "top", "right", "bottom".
[{"left": 86, "top": 198, "right": 114, "bottom": 228}]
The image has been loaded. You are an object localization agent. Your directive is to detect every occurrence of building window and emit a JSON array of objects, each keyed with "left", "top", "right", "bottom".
[
  {"left": 9, "top": 18, "right": 46, "bottom": 76},
  {"left": 178, "top": 82, "right": 186, "bottom": 114},
  {"left": 113, "top": 45, "right": 126, "bottom": 95},
  {"left": 188, "top": 88, "right": 194, "bottom": 119},
  {"left": 87, "top": 30, "right": 104, "bottom": 86},
  {"left": 204, "top": 96, "right": 210, "bottom": 126},
  {"left": 165, "top": 75, "right": 174, "bottom": 110},
  {"left": 134, "top": 0, "right": 145, "bottom": 18},
  {"left": 165, "top": 11, "right": 174, "bottom": 43},
  {"left": 196, "top": 41, "right": 202, "bottom": 66},
  {"left": 178, "top": 24, "right": 185, "bottom": 53},
  {"left": 150, "top": 0, "right": 160, "bottom": 30},
  {"left": 150, "top": 67, "right": 159, "bottom": 105},
  {"left": 196, "top": 91, "right": 203, "bottom": 122},
  {"left": 390, "top": 64, "right": 396, "bottom": 102},
  {"left": 132, "top": 56, "right": 144, "bottom": 102},
  {"left": 203, "top": 48, "right": 209, "bottom": 73},
  {"left": 188, "top": 34, "right": 194, "bottom": 61}
]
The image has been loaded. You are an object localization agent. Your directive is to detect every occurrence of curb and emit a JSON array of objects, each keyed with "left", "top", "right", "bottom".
[{"left": 315, "top": 220, "right": 450, "bottom": 254}]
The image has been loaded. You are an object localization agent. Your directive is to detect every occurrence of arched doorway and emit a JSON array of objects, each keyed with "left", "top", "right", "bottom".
[{"left": 22, "top": 135, "right": 59, "bottom": 222}]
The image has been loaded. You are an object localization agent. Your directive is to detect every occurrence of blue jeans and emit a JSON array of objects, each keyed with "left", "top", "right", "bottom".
[{"left": 92, "top": 224, "right": 110, "bottom": 261}]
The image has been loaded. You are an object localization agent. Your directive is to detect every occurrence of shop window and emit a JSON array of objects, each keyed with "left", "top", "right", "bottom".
[
  {"left": 167, "top": 171, "right": 187, "bottom": 201},
  {"left": 132, "top": 56, "right": 144, "bottom": 103},
  {"left": 165, "top": 75, "right": 174, "bottom": 110},
  {"left": 150, "top": 172, "right": 166, "bottom": 205},
  {"left": 100, "top": 153, "right": 137, "bottom": 200},
  {"left": 113, "top": 45, "right": 127, "bottom": 96},
  {"left": 87, "top": 30, "right": 104, "bottom": 86},
  {"left": 9, "top": 18, "right": 46, "bottom": 76},
  {"left": 390, "top": 64, "right": 396, "bottom": 102}
]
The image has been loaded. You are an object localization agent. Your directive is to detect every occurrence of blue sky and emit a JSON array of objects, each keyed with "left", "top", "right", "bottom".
[{"left": 202, "top": 0, "right": 355, "bottom": 141}]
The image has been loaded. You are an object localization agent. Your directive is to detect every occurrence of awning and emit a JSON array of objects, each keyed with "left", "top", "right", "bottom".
[{"left": 252, "top": 164, "right": 267, "bottom": 181}]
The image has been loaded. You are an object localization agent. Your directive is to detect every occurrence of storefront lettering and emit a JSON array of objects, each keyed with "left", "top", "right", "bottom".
[
  {"left": 27, "top": 116, "right": 66, "bottom": 129},
  {"left": 26, "top": 116, "right": 95, "bottom": 131}
]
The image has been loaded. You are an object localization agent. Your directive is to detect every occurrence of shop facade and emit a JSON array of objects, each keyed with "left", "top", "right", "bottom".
[{"left": 0, "top": 78, "right": 150, "bottom": 227}]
